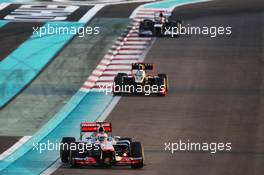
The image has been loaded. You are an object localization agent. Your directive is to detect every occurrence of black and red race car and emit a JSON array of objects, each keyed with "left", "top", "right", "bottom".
[
  {"left": 60, "top": 122, "right": 144, "bottom": 168},
  {"left": 113, "top": 63, "right": 168, "bottom": 96},
  {"left": 139, "top": 11, "right": 182, "bottom": 37}
]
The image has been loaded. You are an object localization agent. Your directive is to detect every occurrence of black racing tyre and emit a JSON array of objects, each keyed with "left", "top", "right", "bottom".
[
  {"left": 140, "top": 19, "right": 154, "bottom": 30},
  {"left": 113, "top": 73, "right": 127, "bottom": 95},
  {"left": 117, "top": 73, "right": 127, "bottom": 78},
  {"left": 139, "top": 21, "right": 147, "bottom": 31},
  {"left": 139, "top": 20, "right": 154, "bottom": 37},
  {"left": 175, "top": 20, "right": 184, "bottom": 34},
  {"left": 158, "top": 74, "right": 169, "bottom": 95},
  {"left": 176, "top": 20, "right": 183, "bottom": 36},
  {"left": 60, "top": 137, "right": 75, "bottom": 163},
  {"left": 175, "top": 20, "right": 182, "bottom": 26},
  {"left": 165, "top": 20, "right": 182, "bottom": 37},
  {"left": 154, "top": 26, "right": 163, "bottom": 37},
  {"left": 130, "top": 142, "right": 144, "bottom": 169},
  {"left": 69, "top": 149, "right": 79, "bottom": 168}
]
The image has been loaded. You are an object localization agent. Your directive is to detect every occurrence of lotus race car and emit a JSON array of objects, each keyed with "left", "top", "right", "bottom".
[
  {"left": 60, "top": 122, "right": 144, "bottom": 168},
  {"left": 113, "top": 63, "right": 168, "bottom": 96},
  {"left": 139, "top": 11, "right": 182, "bottom": 37}
]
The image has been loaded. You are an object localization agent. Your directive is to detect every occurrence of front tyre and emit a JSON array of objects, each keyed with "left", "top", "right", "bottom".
[
  {"left": 130, "top": 142, "right": 144, "bottom": 169},
  {"left": 158, "top": 74, "right": 169, "bottom": 96},
  {"left": 60, "top": 137, "right": 75, "bottom": 163},
  {"left": 69, "top": 149, "right": 80, "bottom": 168}
]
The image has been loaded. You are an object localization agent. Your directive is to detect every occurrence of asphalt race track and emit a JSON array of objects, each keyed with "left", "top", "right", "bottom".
[
  {"left": 0, "top": 136, "right": 20, "bottom": 154},
  {"left": 0, "top": 3, "right": 134, "bottom": 152},
  {"left": 54, "top": 0, "right": 264, "bottom": 175},
  {"left": 0, "top": 5, "right": 92, "bottom": 60},
  {"left": 0, "top": 0, "right": 263, "bottom": 174},
  {"left": 0, "top": 2, "right": 139, "bottom": 136},
  {"left": 0, "top": 1, "right": 147, "bottom": 172}
]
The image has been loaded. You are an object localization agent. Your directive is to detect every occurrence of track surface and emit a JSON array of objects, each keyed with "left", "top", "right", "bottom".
[
  {"left": 0, "top": 136, "right": 20, "bottom": 154},
  {"left": 0, "top": 17, "right": 129, "bottom": 136},
  {"left": 96, "top": 2, "right": 145, "bottom": 18},
  {"left": 0, "top": 4, "right": 135, "bottom": 151},
  {"left": 0, "top": 22, "right": 42, "bottom": 60},
  {"left": 54, "top": 0, "right": 264, "bottom": 175},
  {"left": 0, "top": 5, "right": 92, "bottom": 60},
  {"left": 0, "top": 1, "right": 146, "bottom": 170}
]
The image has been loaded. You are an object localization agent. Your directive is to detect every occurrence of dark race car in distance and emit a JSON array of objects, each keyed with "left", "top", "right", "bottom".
[
  {"left": 113, "top": 63, "right": 168, "bottom": 96},
  {"left": 139, "top": 11, "right": 182, "bottom": 37}
]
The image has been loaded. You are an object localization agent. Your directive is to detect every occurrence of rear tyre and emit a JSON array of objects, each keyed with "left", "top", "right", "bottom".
[
  {"left": 176, "top": 20, "right": 184, "bottom": 34},
  {"left": 139, "top": 20, "right": 154, "bottom": 37},
  {"left": 60, "top": 137, "right": 75, "bottom": 163},
  {"left": 113, "top": 73, "right": 127, "bottom": 96},
  {"left": 130, "top": 142, "right": 144, "bottom": 169},
  {"left": 154, "top": 26, "right": 162, "bottom": 37},
  {"left": 168, "top": 20, "right": 181, "bottom": 37},
  {"left": 158, "top": 74, "right": 169, "bottom": 96}
]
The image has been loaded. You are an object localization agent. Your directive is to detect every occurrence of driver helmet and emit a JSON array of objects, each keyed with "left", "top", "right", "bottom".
[
  {"left": 96, "top": 126, "right": 107, "bottom": 141},
  {"left": 139, "top": 64, "right": 145, "bottom": 70},
  {"left": 98, "top": 126, "right": 104, "bottom": 133},
  {"left": 159, "top": 11, "right": 164, "bottom": 17}
]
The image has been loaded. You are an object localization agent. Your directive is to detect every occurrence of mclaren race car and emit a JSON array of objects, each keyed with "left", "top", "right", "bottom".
[
  {"left": 139, "top": 11, "right": 182, "bottom": 37},
  {"left": 60, "top": 122, "right": 144, "bottom": 168},
  {"left": 113, "top": 63, "right": 168, "bottom": 96}
]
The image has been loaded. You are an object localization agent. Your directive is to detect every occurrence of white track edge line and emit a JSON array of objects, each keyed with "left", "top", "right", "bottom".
[{"left": 0, "top": 136, "right": 31, "bottom": 160}]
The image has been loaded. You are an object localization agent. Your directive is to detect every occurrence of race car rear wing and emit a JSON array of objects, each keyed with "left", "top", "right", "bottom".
[
  {"left": 80, "top": 122, "right": 112, "bottom": 133},
  {"left": 131, "top": 63, "right": 155, "bottom": 76},
  {"left": 154, "top": 11, "right": 171, "bottom": 18},
  {"left": 132, "top": 63, "right": 153, "bottom": 70}
]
